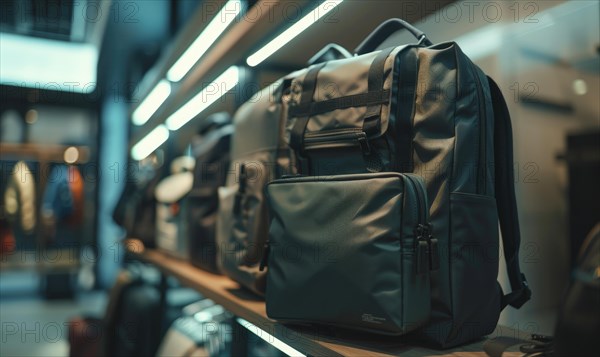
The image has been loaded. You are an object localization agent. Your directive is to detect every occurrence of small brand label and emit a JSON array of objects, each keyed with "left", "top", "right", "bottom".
[{"left": 361, "top": 313, "right": 386, "bottom": 324}]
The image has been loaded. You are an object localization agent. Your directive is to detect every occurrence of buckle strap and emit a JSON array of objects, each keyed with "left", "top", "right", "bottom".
[
  {"left": 288, "top": 90, "right": 391, "bottom": 118},
  {"left": 501, "top": 273, "right": 532, "bottom": 309},
  {"left": 364, "top": 47, "right": 395, "bottom": 136},
  {"left": 289, "top": 63, "right": 326, "bottom": 153}
]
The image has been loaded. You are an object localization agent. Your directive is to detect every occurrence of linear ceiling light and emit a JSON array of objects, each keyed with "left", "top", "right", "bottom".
[
  {"left": 246, "top": 0, "right": 344, "bottom": 67},
  {"left": 131, "top": 124, "right": 169, "bottom": 161},
  {"left": 165, "top": 66, "right": 239, "bottom": 131},
  {"left": 167, "top": 0, "right": 243, "bottom": 82},
  {"left": 132, "top": 79, "right": 172, "bottom": 126}
]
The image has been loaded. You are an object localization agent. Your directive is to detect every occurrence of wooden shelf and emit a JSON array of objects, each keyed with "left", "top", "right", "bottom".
[
  {"left": 0, "top": 143, "right": 90, "bottom": 163},
  {"left": 126, "top": 241, "right": 527, "bottom": 357}
]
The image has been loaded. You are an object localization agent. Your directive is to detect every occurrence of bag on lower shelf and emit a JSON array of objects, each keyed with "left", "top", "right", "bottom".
[
  {"left": 157, "top": 299, "right": 232, "bottom": 357},
  {"left": 263, "top": 172, "right": 435, "bottom": 335}
]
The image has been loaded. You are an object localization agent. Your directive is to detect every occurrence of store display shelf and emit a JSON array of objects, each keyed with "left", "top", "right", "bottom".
[
  {"left": 126, "top": 240, "right": 527, "bottom": 357},
  {"left": 0, "top": 143, "right": 90, "bottom": 163}
]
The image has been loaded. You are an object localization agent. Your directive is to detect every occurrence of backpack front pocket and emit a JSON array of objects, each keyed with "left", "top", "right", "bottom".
[{"left": 264, "top": 172, "right": 435, "bottom": 335}]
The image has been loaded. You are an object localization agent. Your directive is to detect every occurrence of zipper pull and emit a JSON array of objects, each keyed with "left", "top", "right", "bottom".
[
  {"left": 424, "top": 223, "right": 439, "bottom": 271},
  {"left": 238, "top": 164, "right": 247, "bottom": 193},
  {"left": 233, "top": 192, "right": 243, "bottom": 215},
  {"left": 233, "top": 193, "right": 242, "bottom": 215},
  {"left": 259, "top": 240, "right": 271, "bottom": 271},
  {"left": 415, "top": 224, "right": 428, "bottom": 274},
  {"left": 429, "top": 236, "right": 440, "bottom": 271},
  {"left": 357, "top": 132, "right": 371, "bottom": 155},
  {"left": 233, "top": 164, "right": 247, "bottom": 215},
  {"left": 416, "top": 238, "right": 429, "bottom": 275}
]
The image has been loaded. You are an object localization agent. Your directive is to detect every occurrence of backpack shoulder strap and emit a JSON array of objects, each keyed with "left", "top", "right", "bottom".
[{"left": 487, "top": 76, "right": 532, "bottom": 309}]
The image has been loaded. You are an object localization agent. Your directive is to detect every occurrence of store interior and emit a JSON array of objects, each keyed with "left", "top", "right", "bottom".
[{"left": 1, "top": 1, "right": 599, "bottom": 356}]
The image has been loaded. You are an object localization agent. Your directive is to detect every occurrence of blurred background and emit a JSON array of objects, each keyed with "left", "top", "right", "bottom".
[{"left": 1, "top": 0, "right": 598, "bottom": 356}]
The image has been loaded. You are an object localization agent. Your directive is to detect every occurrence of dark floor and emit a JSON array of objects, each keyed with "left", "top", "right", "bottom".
[{"left": 0, "top": 271, "right": 107, "bottom": 357}]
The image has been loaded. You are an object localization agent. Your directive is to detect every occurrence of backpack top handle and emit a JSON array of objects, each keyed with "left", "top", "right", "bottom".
[
  {"left": 307, "top": 43, "right": 352, "bottom": 66},
  {"left": 354, "top": 18, "right": 433, "bottom": 55}
]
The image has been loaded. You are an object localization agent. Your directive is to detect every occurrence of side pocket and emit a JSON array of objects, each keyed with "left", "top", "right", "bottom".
[
  {"left": 234, "top": 161, "right": 270, "bottom": 264},
  {"left": 224, "top": 160, "right": 270, "bottom": 295},
  {"left": 449, "top": 192, "right": 501, "bottom": 342}
]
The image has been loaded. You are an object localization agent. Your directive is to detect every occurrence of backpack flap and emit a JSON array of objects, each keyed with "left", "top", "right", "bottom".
[{"left": 285, "top": 46, "right": 404, "bottom": 175}]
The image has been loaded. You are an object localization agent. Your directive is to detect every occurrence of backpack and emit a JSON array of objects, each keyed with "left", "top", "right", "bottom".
[
  {"left": 215, "top": 80, "right": 293, "bottom": 295},
  {"left": 187, "top": 112, "right": 233, "bottom": 273},
  {"left": 113, "top": 162, "right": 162, "bottom": 248},
  {"left": 155, "top": 157, "right": 195, "bottom": 259},
  {"left": 280, "top": 19, "right": 531, "bottom": 348},
  {"left": 216, "top": 45, "right": 351, "bottom": 295}
]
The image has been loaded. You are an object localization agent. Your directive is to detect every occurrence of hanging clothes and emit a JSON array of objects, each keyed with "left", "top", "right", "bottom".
[
  {"left": 41, "top": 164, "right": 85, "bottom": 245},
  {"left": 4, "top": 160, "right": 37, "bottom": 234}
]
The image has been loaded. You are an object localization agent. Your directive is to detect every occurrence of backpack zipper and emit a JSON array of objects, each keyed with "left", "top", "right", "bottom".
[
  {"left": 394, "top": 48, "right": 418, "bottom": 173},
  {"left": 405, "top": 174, "right": 439, "bottom": 273},
  {"left": 233, "top": 164, "right": 247, "bottom": 215},
  {"left": 303, "top": 129, "right": 371, "bottom": 155},
  {"left": 470, "top": 63, "right": 487, "bottom": 194},
  {"left": 259, "top": 240, "right": 270, "bottom": 272},
  {"left": 261, "top": 173, "right": 439, "bottom": 272}
]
